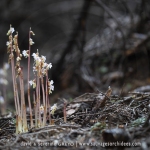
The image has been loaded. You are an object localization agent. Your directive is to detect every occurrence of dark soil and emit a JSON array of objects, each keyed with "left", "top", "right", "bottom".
[{"left": 0, "top": 88, "right": 150, "bottom": 150}]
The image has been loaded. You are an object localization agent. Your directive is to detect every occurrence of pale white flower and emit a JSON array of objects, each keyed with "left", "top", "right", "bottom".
[
  {"left": 32, "top": 53, "right": 37, "bottom": 59},
  {"left": 17, "top": 68, "right": 21, "bottom": 74},
  {"left": 10, "top": 27, "right": 15, "bottom": 33},
  {"left": 33, "top": 82, "right": 36, "bottom": 88},
  {"left": 48, "top": 80, "right": 54, "bottom": 94},
  {"left": 36, "top": 57, "right": 41, "bottom": 63},
  {"left": 34, "top": 57, "right": 41, "bottom": 68},
  {"left": 46, "top": 63, "right": 52, "bottom": 70},
  {"left": 50, "top": 103, "right": 57, "bottom": 115},
  {"left": 50, "top": 103, "right": 57, "bottom": 111},
  {"left": 41, "top": 68, "right": 46, "bottom": 75},
  {"left": 33, "top": 66, "right": 36, "bottom": 72},
  {"left": 29, "top": 80, "right": 33, "bottom": 85},
  {"left": 32, "top": 53, "right": 40, "bottom": 62},
  {"left": 50, "top": 80, "right": 54, "bottom": 85},
  {"left": 41, "top": 55, "right": 46, "bottom": 62},
  {"left": 39, "top": 105, "right": 44, "bottom": 114},
  {"left": 43, "top": 63, "right": 47, "bottom": 68},
  {"left": 29, "top": 38, "right": 34, "bottom": 45},
  {"left": 48, "top": 80, "right": 54, "bottom": 86},
  {"left": 22, "top": 50, "right": 29, "bottom": 58},
  {"left": 32, "top": 54, "right": 41, "bottom": 68},
  {"left": 30, "top": 31, "right": 35, "bottom": 36},
  {"left": 29, "top": 80, "right": 36, "bottom": 88},
  {"left": 50, "top": 85, "right": 54, "bottom": 91},
  {"left": 6, "top": 41, "right": 10, "bottom": 46},
  {"left": 16, "top": 56, "right": 21, "bottom": 61},
  {"left": 48, "top": 89, "right": 52, "bottom": 94},
  {"left": 7, "top": 27, "right": 15, "bottom": 36}
]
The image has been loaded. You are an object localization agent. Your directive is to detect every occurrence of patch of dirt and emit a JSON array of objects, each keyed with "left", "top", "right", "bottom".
[{"left": 0, "top": 87, "right": 150, "bottom": 149}]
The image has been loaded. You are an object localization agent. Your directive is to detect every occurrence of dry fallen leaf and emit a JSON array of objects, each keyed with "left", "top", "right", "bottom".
[{"left": 66, "top": 109, "right": 76, "bottom": 116}]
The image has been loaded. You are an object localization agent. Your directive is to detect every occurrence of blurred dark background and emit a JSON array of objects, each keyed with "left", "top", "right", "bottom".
[{"left": 1, "top": 0, "right": 150, "bottom": 109}]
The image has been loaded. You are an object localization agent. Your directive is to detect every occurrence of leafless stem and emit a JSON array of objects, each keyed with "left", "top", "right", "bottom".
[
  {"left": 46, "top": 71, "right": 49, "bottom": 124},
  {"left": 63, "top": 101, "right": 67, "bottom": 123},
  {"left": 28, "top": 27, "right": 33, "bottom": 128},
  {"left": 41, "top": 77, "right": 46, "bottom": 127},
  {"left": 19, "top": 69, "right": 28, "bottom": 132}
]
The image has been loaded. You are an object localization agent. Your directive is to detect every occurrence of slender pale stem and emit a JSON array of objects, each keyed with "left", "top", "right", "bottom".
[
  {"left": 38, "top": 77, "right": 41, "bottom": 127},
  {"left": 28, "top": 28, "right": 33, "bottom": 128},
  {"left": 9, "top": 29, "right": 22, "bottom": 133},
  {"left": 35, "top": 78, "right": 39, "bottom": 128},
  {"left": 47, "top": 96, "right": 51, "bottom": 125},
  {"left": 41, "top": 77, "right": 45, "bottom": 106},
  {"left": 36, "top": 76, "right": 41, "bottom": 127},
  {"left": 46, "top": 71, "right": 50, "bottom": 124},
  {"left": 11, "top": 57, "right": 21, "bottom": 133},
  {"left": 11, "top": 57, "right": 18, "bottom": 114},
  {"left": 9, "top": 31, "right": 18, "bottom": 116},
  {"left": 45, "top": 71, "right": 48, "bottom": 108},
  {"left": 33, "top": 91, "right": 36, "bottom": 125},
  {"left": 11, "top": 54, "right": 21, "bottom": 133},
  {"left": 19, "top": 73, "right": 23, "bottom": 121},
  {"left": 41, "top": 77, "right": 46, "bottom": 127},
  {"left": 63, "top": 101, "right": 67, "bottom": 123},
  {"left": 19, "top": 69, "right": 28, "bottom": 132}
]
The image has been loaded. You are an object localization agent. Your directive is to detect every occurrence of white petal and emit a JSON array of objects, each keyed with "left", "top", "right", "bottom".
[
  {"left": 50, "top": 80, "right": 54, "bottom": 84},
  {"left": 29, "top": 80, "right": 33, "bottom": 85},
  {"left": 11, "top": 27, "right": 15, "bottom": 33},
  {"left": 41, "top": 55, "right": 46, "bottom": 62}
]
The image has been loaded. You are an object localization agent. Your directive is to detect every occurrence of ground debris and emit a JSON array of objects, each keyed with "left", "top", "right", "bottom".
[{"left": 0, "top": 89, "right": 150, "bottom": 149}]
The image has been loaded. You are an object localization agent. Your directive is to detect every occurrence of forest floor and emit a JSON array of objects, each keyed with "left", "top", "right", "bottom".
[
  {"left": 1, "top": 1, "right": 150, "bottom": 149},
  {"left": 0, "top": 87, "right": 150, "bottom": 150}
]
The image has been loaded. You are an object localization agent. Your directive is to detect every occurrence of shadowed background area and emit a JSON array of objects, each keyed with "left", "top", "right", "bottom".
[{"left": 1, "top": 0, "right": 150, "bottom": 110}]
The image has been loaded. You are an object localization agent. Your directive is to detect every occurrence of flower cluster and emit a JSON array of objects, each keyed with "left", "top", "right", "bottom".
[
  {"left": 32, "top": 51, "right": 52, "bottom": 77},
  {"left": 22, "top": 50, "right": 29, "bottom": 58},
  {"left": 29, "top": 38, "right": 34, "bottom": 45},
  {"left": 6, "top": 27, "right": 15, "bottom": 36},
  {"left": 50, "top": 103, "right": 57, "bottom": 115},
  {"left": 26, "top": 50, "right": 54, "bottom": 93},
  {"left": 48, "top": 80, "right": 54, "bottom": 94},
  {"left": 39, "top": 105, "right": 44, "bottom": 114},
  {"left": 6, "top": 26, "right": 14, "bottom": 54},
  {"left": 6, "top": 25, "right": 55, "bottom": 133},
  {"left": 32, "top": 50, "right": 52, "bottom": 77},
  {"left": 29, "top": 79, "right": 36, "bottom": 88}
]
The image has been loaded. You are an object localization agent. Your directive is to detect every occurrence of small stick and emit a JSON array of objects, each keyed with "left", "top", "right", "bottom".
[{"left": 63, "top": 100, "right": 67, "bottom": 123}]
